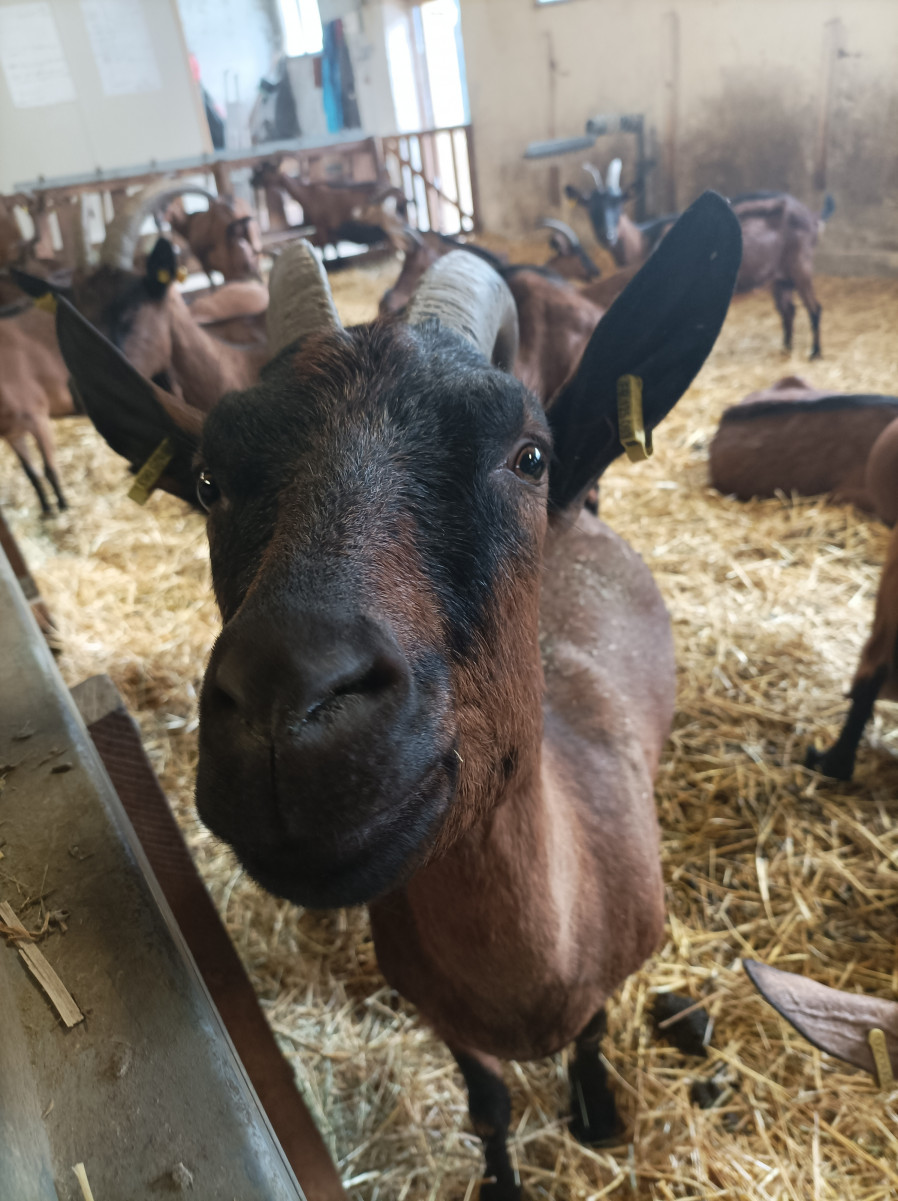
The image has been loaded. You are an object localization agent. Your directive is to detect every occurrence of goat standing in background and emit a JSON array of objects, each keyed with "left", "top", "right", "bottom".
[
  {"left": 57, "top": 194, "right": 741, "bottom": 1198},
  {"left": 0, "top": 304, "right": 72, "bottom": 514},
  {"left": 569, "top": 159, "right": 833, "bottom": 357}
]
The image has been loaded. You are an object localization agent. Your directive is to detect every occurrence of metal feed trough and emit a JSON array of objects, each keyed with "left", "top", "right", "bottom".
[{"left": 0, "top": 546, "right": 345, "bottom": 1201}]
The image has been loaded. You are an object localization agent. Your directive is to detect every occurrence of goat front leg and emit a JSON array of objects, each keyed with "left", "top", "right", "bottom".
[
  {"left": 772, "top": 281, "right": 796, "bottom": 353},
  {"left": 805, "top": 664, "right": 887, "bottom": 780},
  {"left": 452, "top": 1048, "right": 520, "bottom": 1201},
  {"left": 568, "top": 1008, "right": 621, "bottom": 1145}
]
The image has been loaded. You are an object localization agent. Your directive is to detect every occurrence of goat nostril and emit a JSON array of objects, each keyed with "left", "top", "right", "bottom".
[{"left": 302, "top": 653, "right": 408, "bottom": 724}]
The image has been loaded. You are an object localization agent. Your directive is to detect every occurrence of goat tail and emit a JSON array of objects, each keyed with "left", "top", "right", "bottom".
[{"left": 819, "top": 193, "right": 836, "bottom": 225}]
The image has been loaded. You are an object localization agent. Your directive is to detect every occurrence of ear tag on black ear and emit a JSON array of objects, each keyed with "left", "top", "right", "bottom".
[
  {"left": 868, "top": 1028, "right": 895, "bottom": 1091},
  {"left": 128, "top": 438, "right": 174, "bottom": 505},
  {"left": 156, "top": 269, "right": 172, "bottom": 285},
  {"left": 617, "top": 374, "right": 652, "bottom": 461},
  {"left": 35, "top": 293, "right": 57, "bottom": 314}
]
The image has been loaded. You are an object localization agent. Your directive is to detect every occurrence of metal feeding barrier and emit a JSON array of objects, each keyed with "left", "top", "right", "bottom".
[{"left": 524, "top": 113, "right": 654, "bottom": 222}]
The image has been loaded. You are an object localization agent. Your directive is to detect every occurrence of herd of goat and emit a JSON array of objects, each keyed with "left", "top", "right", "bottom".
[{"left": 3, "top": 158, "right": 897, "bottom": 1194}]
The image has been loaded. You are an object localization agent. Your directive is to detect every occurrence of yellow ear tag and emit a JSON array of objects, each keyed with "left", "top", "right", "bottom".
[
  {"left": 156, "top": 268, "right": 172, "bottom": 285},
  {"left": 617, "top": 374, "right": 652, "bottom": 462},
  {"left": 34, "top": 292, "right": 57, "bottom": 314},
  {"left": 176, "top": 265, "right": 188, "bottom": 283},
  {"left": 128, "top": 438, "right": 174, "bottom": 505},
  {"left": 868, "top": 1028, "right": 895, "bottom": 1091}
]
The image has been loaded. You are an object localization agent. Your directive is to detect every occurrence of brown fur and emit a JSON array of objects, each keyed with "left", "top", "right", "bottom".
[
  {"left": 854, "top": 520, "right": 898, "bottom": 702},
  {"left": 72, "top": 267, "right": 269, "bottom": 412},
  {"left": 709, "top": 377, "right": 898, "bottom": 511},
  {"left": 252, "top": 163, "right": 405, "bottom": 251},
  {"left": 506, "top": 271, "right": 605, "bottom": 404},
  {"left": 864, "top": 416, "right": 898, "bottom": 527},
  {"left": 0, "top": 306, "right": 73, "bottom": 511},
  {"left": 167, "top": 197, "right": 263, "bottom": 283},
  {"left": 372, "top": 514, "right": 671, "bottom": 1060}
]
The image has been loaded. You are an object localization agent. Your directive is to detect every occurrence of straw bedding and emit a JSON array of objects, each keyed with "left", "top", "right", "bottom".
[{"left": 3, "top": 254, "right": 898, "bottom": 1199}]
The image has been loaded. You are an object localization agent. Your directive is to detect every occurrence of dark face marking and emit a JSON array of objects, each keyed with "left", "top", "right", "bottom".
[
  {"left": 587, "top": 191, "right": 625, "bottom": 248},
  {"left": 195, "top": 321, "right": 550, "bottom": 907}
]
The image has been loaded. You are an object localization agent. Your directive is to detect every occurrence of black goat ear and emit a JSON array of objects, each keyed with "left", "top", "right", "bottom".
[
  {"left": 547, "top": 191, "right": 742, "bottom": 512},
  {"left": 8, "top": 267, "right": 72, "bottom": 302},
  {"left": 55, "top": 296, "right": 202, "bottom": 505},
  {"left": 145, "top": 238, "right": 178, "bottom": 300}
]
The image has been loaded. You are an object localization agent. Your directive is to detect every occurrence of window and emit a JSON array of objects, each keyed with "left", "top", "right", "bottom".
[{"left": 278, "top": 0, "right": 323, "bottom": 57}]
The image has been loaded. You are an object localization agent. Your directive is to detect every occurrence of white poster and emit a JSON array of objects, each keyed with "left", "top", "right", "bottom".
[
  {"left": 80, "top": 0, "right": 162, "bottom": 97},
  {"left": 0, "top": 2, "right": 76, "bottom": 109}
]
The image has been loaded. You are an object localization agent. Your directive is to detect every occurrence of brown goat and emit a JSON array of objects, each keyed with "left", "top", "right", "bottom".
[
  {"left": 167, "top": 195, "right": 263, "bottom": 284},
  {"left": 378, "top": 224, "right": 507, "bottom": 316},
  {"left": 252, "top": 162, "right": 407, "bottom": 252},
  {"left": 57, "top": 194, "right": 741, "bottom": 1195},
  {"left": 709, "top": 376, "right": 898, "bottom": 512},
  {"left": 568, "top": 161, "right": 834, "bottom": 356},
  {"left": 504, "top": 267, "right": 605, "bottom": 405},
  {"left": 188, "top": 280, "right": 269, "bottom": 347},
  {"left": 0, "top": 304, "right": 72, "bottom": 513},
  {"left": 806, "top": 489, "right": 898, "bottom": 780}
]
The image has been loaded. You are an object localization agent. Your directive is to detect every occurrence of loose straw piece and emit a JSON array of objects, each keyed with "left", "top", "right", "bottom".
[
  {"left": 0, "top": 902, "right": 83, "bottom": 1027},
  {"left": 73, "top": 1163, "right": 96, "bottom": 1201}
]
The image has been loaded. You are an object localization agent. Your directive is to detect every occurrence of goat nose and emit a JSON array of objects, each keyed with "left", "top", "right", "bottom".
[{"left": 208, "top": 614, "right": 411, "bottom": 740}]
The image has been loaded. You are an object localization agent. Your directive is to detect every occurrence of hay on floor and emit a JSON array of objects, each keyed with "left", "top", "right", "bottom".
[{"left": 3, "top": 258, "right": 898, "bottom": 1199}]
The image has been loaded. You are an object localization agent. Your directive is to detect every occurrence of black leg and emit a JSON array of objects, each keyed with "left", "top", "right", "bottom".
[
  {"left": 14, "top": 448, "right": 52, "bottom": 515},
  {"left": 45, "top": 466, "right": 67, "bottom": 512},
  {"left": 453, "top": 1049, "right": 520, "bottom": 1201},
  {"left": 805, "top": 665, "right": 887, "bottom": 780},
  {"left": 808, "top": 306, "right": 822, "bottom": 360},
  {"left": 568, "top": 1009, "right": 620, "bottom": 1145},
  {"left": 773, "top": 281, "right": 795, "bottom": 352}
]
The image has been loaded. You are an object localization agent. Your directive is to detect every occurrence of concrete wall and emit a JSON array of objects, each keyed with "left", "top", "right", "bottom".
[{"left": 459, "top": 0, "right": 898, "bottom": 274}]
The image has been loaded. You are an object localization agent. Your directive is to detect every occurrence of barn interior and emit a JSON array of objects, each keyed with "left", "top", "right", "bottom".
[{"left": 2, "top": 1, "right": 898, "bottom": 1199}]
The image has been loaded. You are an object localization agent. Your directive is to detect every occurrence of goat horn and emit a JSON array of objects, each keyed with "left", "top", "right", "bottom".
[
  {"left": 538, "top": 217, "right": 582, "bottom": 248},
  {"left": 582, "top": 162, "right": 604, "bottom": 190},
  {"left": 606, "top": 158, "right": 623, "bottom": 192},
  {"left": 405, "top": 250, "right": 519, "bottom": 371},
  {"left": 266, "top": 238, "right": 341, "bottom": 357},
  {"left": 100, "top": 178, "right": 218, "bottom": 269}
]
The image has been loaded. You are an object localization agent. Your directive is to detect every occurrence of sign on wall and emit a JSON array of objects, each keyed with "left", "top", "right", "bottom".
[
  {"left": 0, "top": 2, "right": 75, "bottom": 108},
  {"left": 80, "top": 0, "right": 162, "bottom": 97}
]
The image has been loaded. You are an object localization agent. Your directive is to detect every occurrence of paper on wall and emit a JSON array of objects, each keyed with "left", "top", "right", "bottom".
[
  {"left": 0, "top": 2, "right": 76, "bottom": 109},
  {"left": 80, "top": 0, "right": 162, "bottom": 97}
]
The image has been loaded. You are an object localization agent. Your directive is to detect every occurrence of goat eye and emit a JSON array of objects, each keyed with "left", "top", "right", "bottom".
[
  {"left": 513, "top": 444, "right": 546, "bottom": 482},
  {"left": 196, "top": 471, "right": 220, "bottom": 510}
]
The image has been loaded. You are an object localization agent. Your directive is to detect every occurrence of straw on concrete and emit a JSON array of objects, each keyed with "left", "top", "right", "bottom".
[{"left": 3, "top": 256, "right": 898, "bottom": 1199}]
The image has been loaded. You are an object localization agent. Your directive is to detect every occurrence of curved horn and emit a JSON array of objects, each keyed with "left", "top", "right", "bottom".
[
  {"left": 405, "top": 250, "right": 519, "bottom": 371},
  {"left": 582, "top": 162, "right": 604, "bottom": 191},
  {"left": 100, "top": 178, "right": 218, "bottom": 269},
  {"left": 266, "top": 238, "right": 341, "bottom": 357},
  {"left": 538, "top": 217, "right": 582, "bottom": 249},
  {"left": 606, "top": 158, "right": 623, "bottom": 193}
]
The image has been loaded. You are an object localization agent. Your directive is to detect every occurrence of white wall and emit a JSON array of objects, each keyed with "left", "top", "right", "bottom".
[
  {"left": 459, "top": 0, "right": 898, "bottom": 273},
  {"left": 0, "top": 0, "right": 210, "bottom": 192}
]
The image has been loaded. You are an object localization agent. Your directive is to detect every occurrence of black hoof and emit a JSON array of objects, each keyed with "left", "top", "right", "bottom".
[
  {"left": 569, "top": 1062, "right": 620, "bottom": 1146},
  {"left": 804, "top": 744, "right": 853, "bottom": 781},
  {"left": 480, "top": 1176, "right": 521, "bottom": 1201},
  {"left": 809, "top": 350, "right": 822, "bottom": 361}
]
